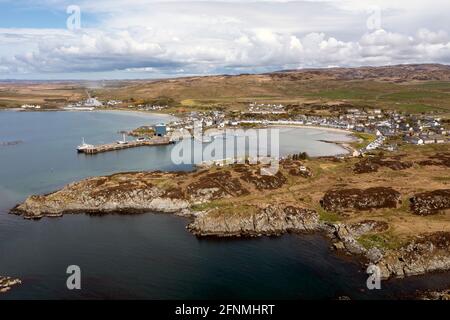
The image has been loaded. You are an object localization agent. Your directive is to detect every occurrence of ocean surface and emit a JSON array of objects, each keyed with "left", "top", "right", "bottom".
[{"left": 0, "top": 110, "right": 449, "bottom": 299}]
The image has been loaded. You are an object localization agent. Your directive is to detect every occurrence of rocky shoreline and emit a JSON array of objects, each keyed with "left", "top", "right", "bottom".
[
  {"left": 0, "top": 276, "right": 21, "bottom": 294},
  {"left": 10, "top": 152, "right": 450, "bottom": 281},
  {"left": 418, "top": 289, "right": 450, "bottom": 300}
]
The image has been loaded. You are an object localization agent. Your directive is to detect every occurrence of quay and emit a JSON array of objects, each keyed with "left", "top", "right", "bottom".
[{"left": 81, "top": 137, "right": 173, "bottom": 154}]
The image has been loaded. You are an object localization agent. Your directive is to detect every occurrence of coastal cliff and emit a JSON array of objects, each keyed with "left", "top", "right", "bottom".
[
  {"left": 11, "top": 147, "right": 450, "bottom": 280},
  {"left": 327, "top": 222, "right": 450, "bottom": 279},
  {"left": 12, "top": 172, "right": 191, "bottom": 218},
  {"left": 375, "top": 232, "right": 450, "bottom": 279},
  {"left": 188, "top": 205, "right": 319, "bottom": 237}
]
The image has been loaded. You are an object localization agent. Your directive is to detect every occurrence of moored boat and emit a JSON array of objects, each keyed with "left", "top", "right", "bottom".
[{"left": 76, "top": 138, "right": 94, "bottom": 152}]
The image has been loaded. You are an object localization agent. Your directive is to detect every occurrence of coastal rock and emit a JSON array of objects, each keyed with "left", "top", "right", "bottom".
[
  {"left": 11, "top": 172, "right": 191, "bottom": 218},
  {"left": 327, "top": 223, "right": 367, "bottom": 255},
  {"left": 0, "top": 276, "right": 21, "bottom": 294},
  {"left": 366, "top": 247, "right": 384, "bottom": 263},
  {"left": 418, "top": 289, "right": 450, "bottom": 300},
  {"left": 187, "top": 205, "right": 319, "bottom": 237},
  {"left": 375, "top": 232, "right": 450, "bottom": 279},
  {"left": 409, "top": 189, "right": 450, "bottom": 216},
  {"left": 320, "top": 187, "right": 401, "bottom": 213},
  {"left": 347, "top": 220, "right": 389, "bottom": 237},
  {"left": 326, "top": 220, "right": 389, "bottom": 259}
]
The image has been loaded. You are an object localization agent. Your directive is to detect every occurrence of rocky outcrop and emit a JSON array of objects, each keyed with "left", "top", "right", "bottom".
[
  {"left": 11, "top": 172, "right": 191, "bottom": 219},
  {"left": 353, "top": 157, "right": 413, "bottom": 174},
  {"left": 188, "top": 205, "right": 319, "bottom": 237},
  {"left": 320, "top": 187, "right": 401, "bottom": 213},
  {"left": 239, "top": 169, "right": 287, "bottom": 190},
  {"left": 186, "top": 171, "right": 249, "bottom": 203},
  {"left": 347, "top": 220, "right": 389, "bottom": 236},
  {"left": 281, "top": 160, "right": 312, "bottom": 177},
  {"left": 324, "top": 220, "right": 387, "bottom": 260},
  {"left": 271, "top": 64, "right": 450, "bottom": 82},
  {"left": 418, "top": 153, "right": 450, "bottom": 168},
  {"left": 419, "top": 289, "right": 450, "bottom": 300},
  {"left": 0, "top": 276, "right": 21, "bottom": 294},
  {"left": 410, "top": 189, "right": 450, "bottom": 216},
  {"left": 375, "top": 232, "right": 450, "bottom": 279},
  {"left": 326, "top": 223, "right": 450, "bottom": 280}
]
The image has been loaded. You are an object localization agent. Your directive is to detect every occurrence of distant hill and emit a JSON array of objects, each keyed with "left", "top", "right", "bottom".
[
  {"left": 270, "top": 64, "right": 450, "bottom": 82},
  {"left": 91, "top": 64, "right": 450, "bottom": 114},
  {"left": 2, "top": 64, "right": 450, "bottom": 114}
]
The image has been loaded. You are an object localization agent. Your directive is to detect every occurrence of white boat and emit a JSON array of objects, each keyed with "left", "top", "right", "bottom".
[
  {"left": 77, "top": 138, "right": 94, "bottom": 152},
  {"left": 116, "top": 133, "right": 128, "bottom": 145}
]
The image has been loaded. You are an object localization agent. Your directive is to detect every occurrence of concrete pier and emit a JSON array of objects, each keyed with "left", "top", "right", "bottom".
[{"left": 81, "top": 137, "right": 172, "bottom": 154}]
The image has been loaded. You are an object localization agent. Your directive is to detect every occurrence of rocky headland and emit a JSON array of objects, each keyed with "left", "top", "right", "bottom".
[{"left": 10, "top": 146, "right": 450, "bottom": 281}]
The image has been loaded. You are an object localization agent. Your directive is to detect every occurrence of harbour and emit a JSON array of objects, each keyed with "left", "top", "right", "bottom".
[{"left": 78, "top": 136, "right": 173, "bottom": 154}]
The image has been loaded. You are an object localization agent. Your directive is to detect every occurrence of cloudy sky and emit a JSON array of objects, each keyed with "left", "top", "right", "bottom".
[{"left": 0, "top": 0, "right": 449, "bottom": 79}]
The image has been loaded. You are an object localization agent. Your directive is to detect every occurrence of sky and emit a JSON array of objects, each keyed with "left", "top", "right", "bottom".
[{"left": 0, "top": 0, "right": 449, "bottom": 80}]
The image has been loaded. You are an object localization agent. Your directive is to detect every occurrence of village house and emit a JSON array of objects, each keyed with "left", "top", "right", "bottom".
[
  {"left": 420, "top": 135, "right": 436, "bottom": 144},
  {"left": 405, "top": 136, "right": 424, "bottom": 145}
]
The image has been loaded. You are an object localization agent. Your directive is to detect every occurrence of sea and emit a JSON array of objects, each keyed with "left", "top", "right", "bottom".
[{"left": 0, "top": 110, "right": 448, "bottom": 299}]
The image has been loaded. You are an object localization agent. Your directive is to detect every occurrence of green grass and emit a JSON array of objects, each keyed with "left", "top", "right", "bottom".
[
  {"left": 400, "top": 142, "right": 446, "bottom": 154},
  {"left": 414, "top": 81, "right": 450, "bottom": 90},
  {"left": 352, "top": 132, "right": 377, "bottom": 149},
  {"left": 304, "top": 88, "right": 376, "bottom": 100},
  {"left": 379, "top": 90, "right": 449, "bottom": 101},
  {"left": 357, "top": 232, "right": 404, "bottom": 250},
  {"left": 393, "top": 103, "right": 444, "bottom": 113},
  {"left": 432, "top": 176, "right": 450, "bottom": 182},
  {"left": 190, "top": 200, "right": 224, "bottom": 212},
  {"left": 317, "top": 207, "right": 341, "bottom": 223}
]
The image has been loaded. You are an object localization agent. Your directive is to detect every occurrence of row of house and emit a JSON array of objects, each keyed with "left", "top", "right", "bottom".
[
  {"left": 404, "top": 135, "right": 448, "bottom": 145},
  {"left": 162, "top": 105, "right": 448, "bottom": 151},
  {"left": 21, "top": 104, "right": 41, "bottom": 109}
]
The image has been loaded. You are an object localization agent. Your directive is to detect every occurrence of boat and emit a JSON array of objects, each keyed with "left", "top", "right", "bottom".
[
  {"left": 76, "top": 138, "right": 94, "bottom": 152},
  {"left": 116, "top": 133, "right": 128, "bottom": 145}
]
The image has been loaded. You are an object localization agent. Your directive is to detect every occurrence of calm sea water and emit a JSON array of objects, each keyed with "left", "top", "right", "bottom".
[{"left": 0, "top": 110, "right": 449, "bottom": 300}]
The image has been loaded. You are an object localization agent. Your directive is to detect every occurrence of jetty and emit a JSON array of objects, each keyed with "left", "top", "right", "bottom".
[{"left": 79, "top": 137, "right": 172, "bottom": 154}]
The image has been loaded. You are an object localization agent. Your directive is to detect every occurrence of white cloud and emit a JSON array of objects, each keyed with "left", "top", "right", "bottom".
[{"left": 0, "top": 0, "right": 449, "bottom": 78}]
